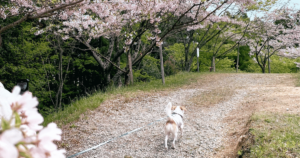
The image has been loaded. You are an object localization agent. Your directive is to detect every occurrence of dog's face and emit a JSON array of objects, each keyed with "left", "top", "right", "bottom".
[{"left": 171, "top": 106, "right": 187, "bottom": 115}]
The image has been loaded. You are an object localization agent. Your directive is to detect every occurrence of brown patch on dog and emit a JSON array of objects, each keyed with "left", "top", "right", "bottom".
[
  {"left": 166, "top": 119, "right": 176, "bottom": 125},
  {"left": 166, "top": 119, "right": 178, "bottom": 132},
  {"left": 172, "top": 122, "right": 177, "bottom": 130},
  {"left": 180, "top": 106, "right": 187, "bottom": 111},
  {"left": 171, "top": 106, "right": 177, "bottom": 111}
]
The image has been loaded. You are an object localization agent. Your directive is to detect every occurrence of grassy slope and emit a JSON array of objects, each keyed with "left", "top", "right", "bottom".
[
  {"left": 43, "top": 72, "right": 205, "bottom": 126},
  {"left": 241, "top": 73, "right": 300, "bottom": 157},
  {"left": 295, "top": 73, "right": 300, "bottom": 87},
  {"left": 244, "top": 114, "right": 300, "bottom": 157}
]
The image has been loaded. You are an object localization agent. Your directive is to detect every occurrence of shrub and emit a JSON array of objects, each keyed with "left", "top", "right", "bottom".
[
  {"left": 164, "top": 60, "right": 178, "bottom": 76},
  {"left": 139, "top": 55, "right": 161, "bottom": 79}
]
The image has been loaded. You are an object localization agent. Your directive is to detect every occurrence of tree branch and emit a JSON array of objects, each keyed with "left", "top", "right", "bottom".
[{"left": 0, "top": 0, "right": 83, "bottom": 34}]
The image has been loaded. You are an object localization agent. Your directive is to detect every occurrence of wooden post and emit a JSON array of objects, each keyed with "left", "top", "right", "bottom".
[
  {"left": 159, "top": 44, "right": 165, "bottom": 85},
  {"left": 236, "top": 42, "right": 240, "bottom": 73},
  {"left": 197, "top": 48, "right": 199, "bottom": 72}
]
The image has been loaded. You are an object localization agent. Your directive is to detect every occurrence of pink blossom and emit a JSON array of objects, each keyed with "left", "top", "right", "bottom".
[
  {"left": 156, "top": 36, "right": 161, "bottom": 42},
  {"left": 0, "top": 128, "right": 23, "bottom": 158},
  {"left": 0, "top": 83, "right": 14, "bottom": 122},
  {"left": 30, "top": 123, "right": 65, "bottom": 158},
  {"left": 0, "top": 85, "right": 65, "bottom": 158},
  {"left": 8, "top": 90, "right": 44, "bottom": 131},
  {"left": 21, "top": 109, "right": 44, "bottom": 131},
  {"left": 247, "top": 7, "right": 300, "bottom": 61},
  {"left": 15, "top": 91, "right": 38, "bottom": 111},
  {"left": 62, "top": 35, "right": 70, "bottom": 40},
  {"left": 20, "top": 125, "right": 37, "bottom": 147},
  {"left": 125, "top": 38, "right": 132, "bottom": 45},
  {"left": 0, "top": 9, "right": 6, "bottom": 19}
]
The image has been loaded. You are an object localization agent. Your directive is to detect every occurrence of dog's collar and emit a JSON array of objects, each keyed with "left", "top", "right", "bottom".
[{"left": 172, "top": 112, "right": 183, "bottom": 119}]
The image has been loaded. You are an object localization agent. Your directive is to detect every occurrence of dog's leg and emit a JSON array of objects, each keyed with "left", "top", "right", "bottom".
[
  {"left": 180, "top": 125, "right": 184, "bottom": 137},
  {"left": 172, "top": 132, "right": 177, "bottom": 149},
  {"left": 165, "top": 135, "right": 168, "bottom": 149}
]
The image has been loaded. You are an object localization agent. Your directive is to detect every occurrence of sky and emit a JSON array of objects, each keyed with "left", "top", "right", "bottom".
[
  {"left": 248, "top": 0, "right": 300, "bottom": 20},
  {"left": 289, "top": 0, "right": 300, "bottom": 7}
]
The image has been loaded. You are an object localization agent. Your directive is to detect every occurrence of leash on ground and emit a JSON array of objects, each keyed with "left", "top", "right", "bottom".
[{"left": 67, "top": 117, "right": 167, "bottom": 158}]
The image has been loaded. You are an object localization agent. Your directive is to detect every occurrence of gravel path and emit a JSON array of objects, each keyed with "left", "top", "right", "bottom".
[{"left": 63, "top": 74, "right": 292, "bottom": 158}]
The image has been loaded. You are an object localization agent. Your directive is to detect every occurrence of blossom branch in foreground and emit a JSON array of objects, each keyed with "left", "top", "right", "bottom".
[{"left": 0, "top": 84, "right": 65, "bottom": 158}]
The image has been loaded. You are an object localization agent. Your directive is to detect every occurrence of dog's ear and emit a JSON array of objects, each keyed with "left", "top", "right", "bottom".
[
  {"left": 171, "top": 106, "right": 177, "bottom": 110},
  {"left": 180, "top": 106, "right": 187, "bottom": 111}
]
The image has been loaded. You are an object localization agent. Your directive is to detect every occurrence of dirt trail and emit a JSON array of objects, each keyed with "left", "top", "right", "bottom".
[{"left": 62, "top": 73, "right": 297, "bottom": 158}]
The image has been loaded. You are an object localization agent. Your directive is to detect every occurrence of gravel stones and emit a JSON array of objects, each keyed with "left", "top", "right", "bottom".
[{"left": 64, "top": 74, "right": 282, "bottom": 158}]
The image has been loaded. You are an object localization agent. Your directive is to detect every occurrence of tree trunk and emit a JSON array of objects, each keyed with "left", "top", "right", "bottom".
[
  {"left": 125, "top": 72, "right": 130, "bottom": 86},
  {"left": 184, "top": 42, "right": 193, "bottom": 71},
  {"left": 0, "top": 35, "right": 2, "bottom": 48},
  {"left": 133, "top": 39, "right": 141, "bottom": 59},
  {"left": 54, "top": 38, "right": 71, "bottom": 111},
  {"left": 127, "top": 51, "right": 133, "bottom": 84},
  {"left": 186, "top": 47, "right": 199, "bottom": 72},
  {"left": 213, "top": 57, "right": 216, "bottom": 72},
  {"left": 107, "top": 73, "right": 111, "bottom": 86},
  {"left": 117, "top": 57, "right": 122, "bottom": 87},
  {"left": 268, "top": 41, "right": 271, "bottom": 73},
  {"left": 185, "top": 47, "right": 189, "bottom": 71},
  {"left": 199, "top": 59, "right": 202, "bottom": 71},
  {"left": 184, "top": 31, "right": 194, "bottom": 71},
  {"left": 236, "top": 43, "right": 240, "bottom": 73},
  {"left": 268, "top": 57, "right": 270, "bottom": 73},
  {"left": 115, "top": 37, "right": 122, "bottom": 87},
  {"left": 58, "top": 49, "right": 63, "bottom": 110},
  {"left": 211, "top": 56, "right": 215, "bottom": 72},
  {"left": 55, "top": 48, "right": 63, "bottom": 111},
  {"left": 159, "top": 45, "right": 165, "bottom": 85}
]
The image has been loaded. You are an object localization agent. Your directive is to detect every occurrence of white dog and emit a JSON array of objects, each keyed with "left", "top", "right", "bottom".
[{"left": 164, "top": 102, "right": 186, "bottom": 149}]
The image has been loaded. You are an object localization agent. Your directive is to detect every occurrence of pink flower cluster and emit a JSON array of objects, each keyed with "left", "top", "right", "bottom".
[
  {"left": 29, "top": 0, "right": 257, "bottom": 44},
  {"left": 246, "top": 7, "right": 300, "bottom": 59},
  {"left": 0, "top": 85, "right": 65, "bottom": 158}
]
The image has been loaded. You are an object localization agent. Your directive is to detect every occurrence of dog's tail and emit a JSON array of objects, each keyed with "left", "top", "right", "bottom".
[{"left": 165, "top": 102, "right": 172, "bottom": 118}]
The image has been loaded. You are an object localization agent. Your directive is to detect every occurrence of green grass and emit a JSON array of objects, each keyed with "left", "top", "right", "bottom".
[
  {"left": 42, "top": 72, "right": 205, "bottom": 126},
  {"left": 294, "top": 73, "right": 300, "bottom": 87},
  {"left": 245, "top": 113, "right": 300, "bottom": 158}
]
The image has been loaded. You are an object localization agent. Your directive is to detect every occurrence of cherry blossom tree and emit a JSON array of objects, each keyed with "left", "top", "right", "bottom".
[
  {"left": 178, "top": 17, "right": 249, "bottom": 72},
  {"left": 0, "top": 0, "right": 86, "bottom": 47},
  {"left": 1, "top": 0, "right": 258, "bottom": 87},
  {"left": 207, "top": 21, "right": 250, "bottom": 72},
  {"left": 38, "top": 0, "right": 256, "bottom": 86},
  {"left": 247, "top": 7, "right": 300, "bottom": 73}
]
